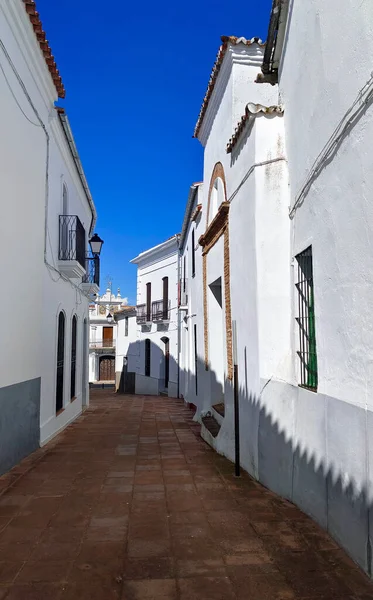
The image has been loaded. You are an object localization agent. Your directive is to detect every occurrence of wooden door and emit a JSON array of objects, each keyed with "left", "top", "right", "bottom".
[
  {"left": 103, "top": 327, "right": 113, "bottom": 347},
  {"left": 99, "top": 356, "right": 115, "bottom": 381}
]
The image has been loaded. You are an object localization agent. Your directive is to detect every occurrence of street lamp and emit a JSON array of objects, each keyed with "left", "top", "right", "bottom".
[
  {"left": 89, "top": 233, "right": 104, "bottom": 256},
  {"left": 107, "top": 312, "right": 114, "bottom": 324}
]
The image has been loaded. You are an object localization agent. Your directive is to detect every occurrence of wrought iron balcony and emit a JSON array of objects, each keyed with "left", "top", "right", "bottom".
[
  {"left": 89, "top": 339, "right": 116, "bottom": 349},
  {"left": 83, "top": 255, "right": 100, "bottom": 287},
  {"left": 58, "top": 215, "right": 86, "bottom": 277},
  {"left": 136, "top": 304, "right": 148, "bottom": 324},
  {"left": 152, "top": 300, "right": 170, "bottom": 322}
]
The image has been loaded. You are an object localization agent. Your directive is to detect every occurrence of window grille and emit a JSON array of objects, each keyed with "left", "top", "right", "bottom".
[{"left": 295, "top": 246, "right": 318, "bottom": 390}]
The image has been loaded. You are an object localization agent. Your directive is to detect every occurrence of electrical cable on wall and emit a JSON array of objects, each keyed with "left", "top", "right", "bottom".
[
  {"left": 0, "top": 39, "right": 96, "bottom": 306},
  {"left": 290, "top": 71, "right": 373, "bottom": 218}
]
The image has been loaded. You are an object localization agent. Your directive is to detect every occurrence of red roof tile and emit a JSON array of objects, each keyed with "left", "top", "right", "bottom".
[
  {"left": 22, "top": 0, "right": 65, "bottom": 98},
  {"left": 193, "top": 36, "right": 265, "bottom": 139}
]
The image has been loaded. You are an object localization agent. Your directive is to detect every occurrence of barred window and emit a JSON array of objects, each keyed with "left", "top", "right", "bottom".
[{"left": 295, "top": 246, "right": 318, "bottom": 390}]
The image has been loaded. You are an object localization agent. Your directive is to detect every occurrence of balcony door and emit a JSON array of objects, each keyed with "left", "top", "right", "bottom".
[{"left": 103, "top": 327, "right": 113, "bottom": 348}]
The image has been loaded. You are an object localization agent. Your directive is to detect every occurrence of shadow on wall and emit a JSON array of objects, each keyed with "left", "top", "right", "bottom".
[
  {"left": 116, "top": 343, "right": 373, "bottom": 578},
  {"left": 116, "top": 339, "right": 178, "bottom": 397}
]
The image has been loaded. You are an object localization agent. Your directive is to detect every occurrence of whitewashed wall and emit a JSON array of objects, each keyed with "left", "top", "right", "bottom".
[
  {"left": 179, "top": 186, "right": 205, "bottom": 410},
  {"left": 0, "top": 2, "right": 96, "bottom": 450},
  {"left": 131, "top": 238, "right": 179, "bottom": 397}
]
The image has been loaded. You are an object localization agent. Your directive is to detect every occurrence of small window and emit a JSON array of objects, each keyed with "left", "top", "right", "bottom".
[
  {"left": 145, "top": 339, "right": 151, "bottom": 377},
  {"left": 125, "top": 317, "right": 129, "bottom": 337},
  {"left": 295, "top": 246, "right": 318, "bottom": 390},
  {"left": 191, "top": 229, "right": 196, "bottom": 278}
]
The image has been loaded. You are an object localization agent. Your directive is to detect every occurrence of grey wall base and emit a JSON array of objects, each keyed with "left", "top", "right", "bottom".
[
  {"left": 0, "top": 378, "right": 41, "bottom": 476},
  {"left": 206, "top": 378, "right": 373, "bottom": 578}
]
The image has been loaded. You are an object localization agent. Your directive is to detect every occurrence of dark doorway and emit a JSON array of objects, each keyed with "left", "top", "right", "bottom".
[
  {"left": 70, "top": 315, "right": 77, "bottom": 399},
  {"left": 56, "top": 311, "right": 65, "bottom": 413},
  {"left": 99, "top": 356, "right": 115, "bottom": 381},
  {"left": 162, "top": 336, "right": 170, "bottom": 389},
  {"left": 145, "top": 339, "right": 151, "bottom": 377}
]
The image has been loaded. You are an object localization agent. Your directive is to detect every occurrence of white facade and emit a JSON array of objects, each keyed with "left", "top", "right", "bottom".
[
  {"left": 0, "top": 0, "right": 100, "bottom": 467},
  {"left": 179, "top": 5, "right": 373, "bottom": 577},
  {"left": 178, "top": 184, "right": 204, "bottom": 410},
  {"left": 130, "top": 236, "right": 180, "bottom": 397},
  {"left": 89, "top": 288, "right": 126, "bottom": 383},
  {"left": 114, "top": 307, "right": 137, "bottom": 392}
]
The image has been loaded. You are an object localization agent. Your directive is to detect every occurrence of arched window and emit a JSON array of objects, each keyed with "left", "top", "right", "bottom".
[
  {"left": 145, "top": 339, "right": 151, "bottom": 377},
  {"left": 71, "top": 315, "right": 77, "bottom": 399},
  {"left": 56, "top": 311, "right": 65, "bottom": 413},
  {"left": 208, "top": 177, "right": 224, "bottom": 224}
]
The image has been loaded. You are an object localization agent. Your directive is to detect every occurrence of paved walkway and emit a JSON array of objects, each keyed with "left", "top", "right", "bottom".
[{"left": 0, "top": 391, "right": 372, "bottom": 599}]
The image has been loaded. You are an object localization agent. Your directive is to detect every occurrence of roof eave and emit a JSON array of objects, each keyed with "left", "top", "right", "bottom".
[
  {"left": 56, "top": 108, "right": 97, "bottom": 233},
  {"left": 179, "top": 184, "right": 200, "bottom": 251}
]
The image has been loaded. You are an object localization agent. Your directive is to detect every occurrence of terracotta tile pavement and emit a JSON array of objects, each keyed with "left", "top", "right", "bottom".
[{"left": 0, "top": 390, "right": 372, "bottom": 598}]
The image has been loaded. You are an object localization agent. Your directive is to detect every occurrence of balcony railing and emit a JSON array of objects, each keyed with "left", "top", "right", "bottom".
[
  {"left": 136, "top": 304, "right": 148, "bottom": 325},
  {"left": 152, "top": 300, "right": 171, "bottom": 322},
  {"left": 59, "top": 215, "right": 86, "bottom": 270},
  {"left": 179, "top": 278, "right": 188, "bottom": 306},
  {"left": 89, "top": 339, "right": 116, "bottom": 349},
  {"left": 83, "top": 254, "right": 100, "bottom": 287}
]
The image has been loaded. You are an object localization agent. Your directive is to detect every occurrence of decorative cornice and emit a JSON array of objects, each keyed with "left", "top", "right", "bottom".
[
  {"left": 199, "top": 202, "right": 230, "bottom": 254},
  {"left": 194, "top": 36, "right": 265, "bottom": 141},
  {"left": 191, "top": 204, "right": 202, "bottom": 222},
  {"left": 226, "top": 103, "right": 284, "bottom": 153}
]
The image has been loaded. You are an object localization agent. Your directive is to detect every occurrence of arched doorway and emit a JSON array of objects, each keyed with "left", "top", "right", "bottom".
[
  {"left": 161, "top": 337, "right": 170, "bottom": 389},
  {"left": 70, "top": 315, "right": 77, "bottom": 400},
  {"left": 56, "top": 311, "right": 65, "bottom": 413},
  {"left": 99, "top": 356, "right": 115, "bottom": 381}
]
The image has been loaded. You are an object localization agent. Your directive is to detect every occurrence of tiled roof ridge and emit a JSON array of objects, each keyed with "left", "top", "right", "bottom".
[
  {"left": 226, "top": 102, "right": 284, "bottom": 153},
  {"left": 22, "top": 0, "right": 65, "bottom": 98},
  {"left": 193, "top": 36, "right": 265, "bottom": 139}
]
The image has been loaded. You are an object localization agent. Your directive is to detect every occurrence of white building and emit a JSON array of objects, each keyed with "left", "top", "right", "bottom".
[
  {"left": 0, "top": 0, "right": 102, "bottom": 472},
  {"left": 89, "top": 287, "right": 126, "bottom": 383},
  {"left": 129, "top": 236, "right": 180, "bottom": 397},
  {"left": 114, "top": 306, "right": 137, "bottom": 392},
  {"left": 179, "top": 0, "right": 373, "bottom": 578},
  {"left": 178, "top": 183, "right": 204, "bottom": 409}
]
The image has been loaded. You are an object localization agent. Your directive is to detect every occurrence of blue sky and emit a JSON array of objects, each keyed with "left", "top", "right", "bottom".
[{"left": 37, "top": 0, "right": 272, "bottom": 304}]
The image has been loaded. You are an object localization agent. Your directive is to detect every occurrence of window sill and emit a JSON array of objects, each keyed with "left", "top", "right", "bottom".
[
  {"left": 56, "top": 407, "right": 65, "bottom": 417},
  {"left": 71, "top": 396, "right": 77, "bottom": 403},
  {"left": 298, "top": 384, "right": 318, "bottom": 393}
]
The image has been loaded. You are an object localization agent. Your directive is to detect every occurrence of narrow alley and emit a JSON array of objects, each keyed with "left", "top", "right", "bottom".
[{"left": 0, "top": 391, "right": 372, "bottom": 600}]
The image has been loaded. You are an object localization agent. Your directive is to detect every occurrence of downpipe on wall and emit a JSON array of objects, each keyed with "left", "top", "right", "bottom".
[{"left": 232, "top": 320, "right": 240, "bottom": 477}]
